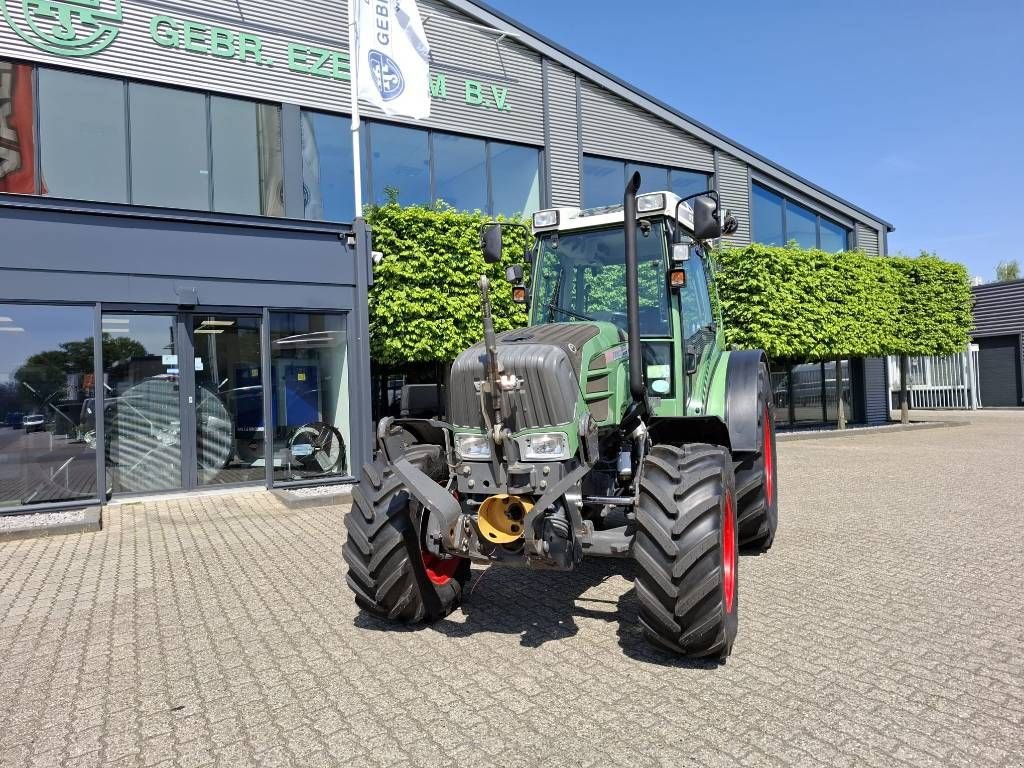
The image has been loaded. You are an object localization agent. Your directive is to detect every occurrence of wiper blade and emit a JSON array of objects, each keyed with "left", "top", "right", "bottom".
[{"left": 546, "top": 304, "right": 594, "bottom": 322}]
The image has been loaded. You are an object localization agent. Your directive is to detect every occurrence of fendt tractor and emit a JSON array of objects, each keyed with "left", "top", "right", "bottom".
[{"left": 343, "top": 173, "right": 778, "bottom": 659}]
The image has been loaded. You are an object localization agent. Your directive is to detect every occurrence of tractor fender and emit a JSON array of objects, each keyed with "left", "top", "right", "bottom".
[
  {"left": 391, "top": 455, "right": 462, "bottom": 552},
  {"left": 724, "top": 349, "right": 768, "bottom": 454}
]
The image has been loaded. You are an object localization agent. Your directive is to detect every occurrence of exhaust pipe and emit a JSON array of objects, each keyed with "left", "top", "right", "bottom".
[{"left": 623, "top": 172, "right": 645, "bottom": 404}]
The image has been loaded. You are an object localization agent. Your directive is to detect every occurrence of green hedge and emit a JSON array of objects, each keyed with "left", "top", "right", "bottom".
[
  {"left": 366, "top": 204, "right": 530, "bottom": 365},
  {"left": 366, "top": 204, "right": 972, "bottom": 365},
  {"left": 713, "top": 244, "right": 971, "bottom": 361}
]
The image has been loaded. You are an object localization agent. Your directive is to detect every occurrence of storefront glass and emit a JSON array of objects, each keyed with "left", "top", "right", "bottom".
[
  {"left": 192, "top": 315, "right": 264, "bottom": 486},
  {"left": 433, "top": 133, "right": 487, "bottom": 212},
  {"left": 0, "top": 304, "right": 96, "bottom": 508},
  {"left": 490, "top": 141, "right": 541, "bottom": 216},
  {"left": 369, "top": 122, "right": 430, "bottom": 206},
  {"left": 102, "top": 314, "right": 182, "bottom": 494},
  {"left": 270, "top": 313, "right": 350, "bottom": 482},
  {"left": 0, "top": 60, "right": 37, "bottom": 194}
]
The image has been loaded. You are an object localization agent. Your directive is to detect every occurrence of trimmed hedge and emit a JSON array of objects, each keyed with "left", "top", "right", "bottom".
[
  {"left": 366, "top": 204, "right": 972, "bottom": 365},
  {"left": 713, "top": 244, "right": 971, "bottom": 361},
  {"left": 366, "top": 204, "right": 530, "bottom": 365}
]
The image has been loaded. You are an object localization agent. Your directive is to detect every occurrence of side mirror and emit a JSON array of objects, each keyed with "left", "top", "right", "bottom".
[
  {"left": 481, "top": 223, "right": 503, "bottom": 264},
  {"left": 505, "top": 264, "right": 524, "bottom": 283},
  {"left": 692, "top": 196, "right": 722, "bottom": 240}
]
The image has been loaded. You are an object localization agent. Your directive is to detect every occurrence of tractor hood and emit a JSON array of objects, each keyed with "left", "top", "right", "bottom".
[{"left": 449, "top": 321, "right": 626, "bottom": 432}]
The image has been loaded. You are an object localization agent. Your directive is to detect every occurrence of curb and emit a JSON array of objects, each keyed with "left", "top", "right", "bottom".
[
  {"left": 0, "top": 506, "right": 102, "bottom": 542},
  {"left": 777, "top": 420, "right": 969, "bottom": 442},
  {"left": 271, "top": 485, "right": 354, "bottom": 510}
]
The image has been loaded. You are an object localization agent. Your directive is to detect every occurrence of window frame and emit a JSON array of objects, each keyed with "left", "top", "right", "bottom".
[{"left": 751, "top": 181, "right": 850, "bottom": 251}]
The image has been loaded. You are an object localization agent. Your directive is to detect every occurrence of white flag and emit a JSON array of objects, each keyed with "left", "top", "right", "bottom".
[{"left": 356, "top": 0, "right": 432, "bottom": 119}]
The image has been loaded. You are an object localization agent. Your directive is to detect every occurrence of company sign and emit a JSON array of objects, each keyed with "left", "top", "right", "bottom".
[{"left": 0, "top": 4, "right": 513, "bottom": 113}]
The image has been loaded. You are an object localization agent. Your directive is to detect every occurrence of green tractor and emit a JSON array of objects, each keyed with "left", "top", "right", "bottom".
[{"left": 343, "top": 173, "right": 778, "bottom": 659}]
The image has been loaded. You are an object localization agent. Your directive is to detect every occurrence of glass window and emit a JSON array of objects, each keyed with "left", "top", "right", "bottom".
[
  {"left": 211, "top": 97, "right": 261, "bottom": 216},
  {"left": 0, "top": 304, "right": 97, "bottom": 508},
  {"left": 791, "top": 362, "right": 825, "bottom": 423},
  {"left": 490, "top": 141, "right": 540, "bottom": 217},
  {"left": 301, "top": 111, "right": 356, "bottom": 222},
  {"left": 433, "top": 133, "right": 487, "bottom": 212},
  {"left": 0, "top": 60, "right": 37, "bottom": 194},
  {"left": 582, "top": 156, "right": 624, "bottom": 208},
  {"left": 820, "top": 217, "right": 849, "bottom": 252},
  {"left": 256, "top": 104, "right": 285, "bottom": 217},
  {"left": 670, "top": 170, "right": 710, "bottom": 201},
  {"left": 102, "top": 314, "right": 182, "bottom": 494},
  {"left": 129, "top": 84, "right": 209, "bottom": 209},
  {"left": 369, "top": 122, "right": 429, "bottom": 206},
  {"left": 270, "top": 313, "right": 350, "bottom": 482},
  {"left": 786, "top": 200, "right": 818, "bottom": 249},
  {"left": 38, "top": 68, "right": 127, "bottom": 203},
  {"left": 752, "top": 183, "right": 784, "bottom": 246},
  {"left": 626, "top": 162, "right": 669, "bottom": 195},
  {"left": 192, "top": 315, "right": 264, "bottom": 485}
]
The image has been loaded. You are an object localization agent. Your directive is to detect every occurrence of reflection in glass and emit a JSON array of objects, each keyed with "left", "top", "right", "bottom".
[
  {"left": 670, "top": 170, "right": 710, "bottom": 201},
  {"left": 0, "top": 304, "right": 97, "bottom": 508},
  {"left": 102, "top": 314, "right": 182, "bottom": 493},
  {"left": 582, "top": 156, "right": 624, "bottom": 208},
  {"left": 434, "top": 133, "right": 487, "bottom": 211},
  {"left": 791, "top": 362, "right": 824, "bottom": 423},
  {"left": 192, "top": 315, "right": 264, "bottom": 485},
  {"left": 820, "top": 218, "right": 849, "bottom": 252},
  {"left": 270, "top": 313, "right": 350, "bottom": 482},
  {"left": 490, "top": 141, "right": 540, "bottom": 216},
  {"left": 752, "top": 183, "right": 785, "bottom": 246},
  {"left": 0, "top": 60, "right": 37, "bottom": 194},
  {"left": 787, "top": 201, "right": 818, "bottom": 249},
  {"left": 626, "top": 163, "right": 669, "bottom": 195},
  {"left": 129, "top": 84, "right": 209, "bottom": 209},
  {"left": 370, "top": 122, "right": 429, "bottom": 206},
  {"left": 210, "top": 97, "right": 269, "bottom": 216},
  {"left": 39, "top": 68, "right": 127, "bottom": 203},
  {"left": 824, "top": 360, "right": 851, "bottom": 422},
  {"left": 301, "top": 110, "right": 356, "bottom": 222},
  {"left": 769, "top": 367, "right": 791, "bottom": 426}
]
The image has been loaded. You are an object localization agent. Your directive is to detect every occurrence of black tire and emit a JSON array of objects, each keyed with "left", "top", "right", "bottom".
[
  {"left": 634, "top": 444, "right": 739, "bottom": 660},
  {"left": 343, "top": 444, "right": 470, "bottom": 623},
  {"left": 734, "top": 363, "right": 779, "bottom": 551}
]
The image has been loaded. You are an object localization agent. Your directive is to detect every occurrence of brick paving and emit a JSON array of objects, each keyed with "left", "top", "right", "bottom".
[{"left": 1, "top": 411, "right": 1022, "bottom": 767}]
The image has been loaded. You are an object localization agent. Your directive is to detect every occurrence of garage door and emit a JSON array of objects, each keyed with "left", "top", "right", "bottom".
[{"left": 976, "top": 335, "right": 1022, "bottom": 407}]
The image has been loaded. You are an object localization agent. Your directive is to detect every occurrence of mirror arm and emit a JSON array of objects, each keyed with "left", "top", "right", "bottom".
[{"left": 673, "top": 191, "right": 720, "bottom": 242}]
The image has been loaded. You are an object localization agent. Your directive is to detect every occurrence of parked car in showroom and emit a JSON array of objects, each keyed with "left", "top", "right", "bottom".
[{"left": 22, "top": 414, "right": 45, "bottom": 434}]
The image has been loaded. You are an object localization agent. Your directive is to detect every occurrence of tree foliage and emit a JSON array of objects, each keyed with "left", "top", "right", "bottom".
[
  {"left": 366, "top": 204, "right": 530, "bottom": 365},
  {"left": 996, "top": 259, "right": 1020, "bottom": 282},
  {"left": 712, "top": 244, "right": 972, "bottom": 361}
]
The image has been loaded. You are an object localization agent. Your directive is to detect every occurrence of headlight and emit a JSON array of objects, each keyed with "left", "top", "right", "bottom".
[
  {"left": 532, "top": 209, "right": 559, "bottom": 229},
  {"left": 636, "top": 193, "right": 666, "bottom": 213},
  {"left": 521, "top": 432, "right": 570, "bottom": 461},
  {"left": 455, "top": 434, "right": 491, "bottom": 460}
]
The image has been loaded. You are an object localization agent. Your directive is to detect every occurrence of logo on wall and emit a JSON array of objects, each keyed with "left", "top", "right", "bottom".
[
  {"left": 367, "top": 49, "right": 405, "bottom": 102},
  {"left": 1, "top": 0, "right": 124, "bottom": 57}
]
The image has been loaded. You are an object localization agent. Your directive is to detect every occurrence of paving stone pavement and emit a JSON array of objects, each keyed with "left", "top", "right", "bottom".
[{"left": 1, "top": 410, "right": 1023, "bottom": 768}]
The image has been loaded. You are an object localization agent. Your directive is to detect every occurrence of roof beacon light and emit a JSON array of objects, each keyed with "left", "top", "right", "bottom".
[
  {"left": 532, "top": 210, "right": 559, "bottom": 229},
  {"left": 636, "top": 193, "right": 666, "bottom": 214}
]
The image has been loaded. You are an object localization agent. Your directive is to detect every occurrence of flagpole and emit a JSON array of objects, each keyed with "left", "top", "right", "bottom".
[{"left": 348, "top": 0, "right": 363, "bottom": 217}]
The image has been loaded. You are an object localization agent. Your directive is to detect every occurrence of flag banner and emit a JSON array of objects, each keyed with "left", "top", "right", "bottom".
[{"left": 356, "top": 0, "right": 432, "bottom": 119}]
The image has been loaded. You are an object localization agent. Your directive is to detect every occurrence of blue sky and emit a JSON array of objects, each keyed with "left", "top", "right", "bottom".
[{"left": 484, "top": 0, "right": 1023, "bottom": 280}]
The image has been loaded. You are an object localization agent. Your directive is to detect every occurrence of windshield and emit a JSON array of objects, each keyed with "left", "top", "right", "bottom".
[{"left": 530, "top": 222, "right": 671, "bottom": 337}]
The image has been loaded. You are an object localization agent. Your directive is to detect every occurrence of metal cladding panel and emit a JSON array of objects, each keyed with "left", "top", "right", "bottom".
[
  {"left": 0, "top": 0, "right": 543, "bottom": 145},
  {"left": 863, "top": 357, "right": 889, "bottom": 425},
  {"left": 972, "top": 280, "right": 1024, "bottom": 337},
  {"left": 579, "top": 80, "right": 714, "bottom": 172},
  {"left": 855, "top": 223, "right": 880, "bottom": 256},
  {"left": 716, "top": 151, "right": 750, "bottom": 247},
  {"left": 544, "top": 60, "right": 581, "bottom": 206}
]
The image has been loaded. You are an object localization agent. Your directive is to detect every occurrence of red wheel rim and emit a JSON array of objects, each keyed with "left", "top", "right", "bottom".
[
  {"left": 723, "top": 491, "right": 736, "bottom": 613},
  {"left": 422, "top": 552, "right": 459, "bottom": 586},
  {"left": 763, "top": 405, "right": 774, "bottom": 506}
]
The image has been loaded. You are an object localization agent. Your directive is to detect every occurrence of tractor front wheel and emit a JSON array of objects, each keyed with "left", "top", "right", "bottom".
[
  {"left": 343, "top": 445, "right": 470, "bottom": 622},
  {"left": 634, "top": 444, "right": 739, "bottom": 660}
]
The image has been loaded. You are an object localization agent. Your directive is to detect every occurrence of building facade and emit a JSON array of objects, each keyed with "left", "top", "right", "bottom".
[
  {"left": 971, "top": 280, "right": 1024, "bottom": 407},
  {"left": 0, "top": 0, "right": 893, "bottom": 513}
]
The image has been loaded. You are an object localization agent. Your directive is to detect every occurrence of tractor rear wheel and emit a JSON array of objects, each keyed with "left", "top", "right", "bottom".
[
  {"left": 343, "top": 445, "right": 470, "bottom": 622},
  {"left": 734, "top": 363, "right": 779, "bottom": 551},
  {"left": 634, "top": 444, "right": 739, "bottom": 660}
]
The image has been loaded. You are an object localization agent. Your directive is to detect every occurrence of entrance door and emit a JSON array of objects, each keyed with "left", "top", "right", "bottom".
[
  {"left": 188, "top": 314, "right": 265, "bottom": 486},
  {"left": 977, "top": 335, "right": 1022, "bottom": 407}
]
